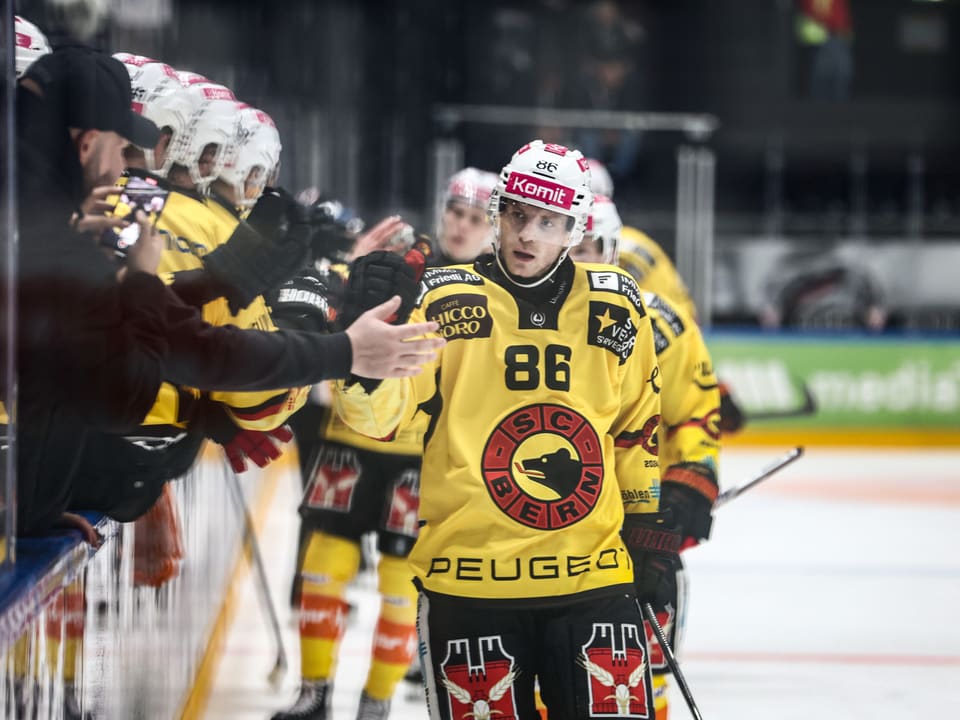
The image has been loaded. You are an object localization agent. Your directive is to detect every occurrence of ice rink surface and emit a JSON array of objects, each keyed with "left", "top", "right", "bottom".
[{"left": 206, "top": 446, "right": 960, "bottom": 719}]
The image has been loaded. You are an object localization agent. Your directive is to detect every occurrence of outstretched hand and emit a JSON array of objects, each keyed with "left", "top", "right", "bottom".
[{"left": 345, "top": 296, "right": 443, "bottom": 379}]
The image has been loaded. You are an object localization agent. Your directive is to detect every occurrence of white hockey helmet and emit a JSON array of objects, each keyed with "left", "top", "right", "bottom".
[
  {"left": 14, "top": 16, "right": 51, "bottom": 78},
  {"left": 585, "top": 157, "right": 614, "bottom": 199},
  {"left": 586, "top": 194, "right": 623, "bottom": 265},
  {"left": 115, "top": 54, "right": 194, "bottom": 172},
  {"left": 489, "top": 140, "right": 593, "bottom": 286},
  {"left": 444, "top": 167, "right": 499, "bottom": 210},
  {"left": 219, "top": 106, "right": 282, "bottom": 207},
  {"left": 438, "top": 167, "right": 498, "bottom": 260},
  {"left": 168, "top": 95, "right": 242, "bottom": 190}
]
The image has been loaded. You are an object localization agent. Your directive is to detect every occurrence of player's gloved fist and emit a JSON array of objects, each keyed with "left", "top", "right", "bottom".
[
  {"left": 337, "top": 250, "right": 419, "bottom": 330},
  {"left": 622, "top": 511, "right": 683, "bottom": 608},
  {"left": 661, "top": 462, "right": 718, "bottom": 550},
  {"left": 265, "top": 267, "right": 337, "bottom": 334},
  {"left": 203, "top": 189, "right": 312, "bottom": 314},
  {"left": 222, "top": 425, "right": 294, "bottom": 474}
]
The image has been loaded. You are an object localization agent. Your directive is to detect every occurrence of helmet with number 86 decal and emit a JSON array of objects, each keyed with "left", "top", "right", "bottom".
[{"left": 489, "top": 140, "right": 593, "bottom": 286}]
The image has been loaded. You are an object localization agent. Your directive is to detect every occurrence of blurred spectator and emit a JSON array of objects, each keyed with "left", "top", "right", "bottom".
[
  {"left": 760, "top": 251, "right": 886, "bottom": 331},
  {"left": 796, "top": 0, "right": 853, "bottom": 101},
  {"left": 565, "top": 0, "right": 645, "bottom": 179}
]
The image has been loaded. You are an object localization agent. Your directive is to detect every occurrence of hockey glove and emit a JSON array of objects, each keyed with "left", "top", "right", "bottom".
[
  {"left": 195, "top": 397, "right": 294, "bottom": 473},
  {"left": 622, "top": 511, "right": 683, "bottom": 608},
  {"left": 661, "top": 462, "right": 718, "bottom": 550},
  {"left": 203, "top": 189, "right": 312, "bottom": 315},
  {"left": 337, "top": 249, "right": 420, "bottom": 331},
  {"left": 266, "top": 267, "right": 338, "bottom": 334},
  {"left": 717, "top": 381, "right": 745, "bottom": 434}
]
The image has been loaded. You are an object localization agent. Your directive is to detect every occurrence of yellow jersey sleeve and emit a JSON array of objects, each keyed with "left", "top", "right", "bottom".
[{"left": 643, "top": 291, "right": 720, "bottom": 504}]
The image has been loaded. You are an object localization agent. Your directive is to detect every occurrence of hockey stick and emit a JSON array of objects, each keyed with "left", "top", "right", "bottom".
[
  {"left": 744, "top": 384, "right": 817, "bottom": 422},
  {"left": 641, "top": 602, "right": 704, "bottom": 720},
  {"left": 714, "top": 446, "right": 804, "bottom": 509},
  {"left": 226, "top": 472, "right": 289, "bottom": 689}
]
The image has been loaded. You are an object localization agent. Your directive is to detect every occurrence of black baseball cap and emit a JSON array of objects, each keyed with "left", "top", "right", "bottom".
[{"left": 22, "top": 46, "right": 159, "bottom": 149}]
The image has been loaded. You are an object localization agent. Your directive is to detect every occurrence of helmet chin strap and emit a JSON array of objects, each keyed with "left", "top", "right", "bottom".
[{"left": 494, "top": 240, "right": 571, "bottom": 289}]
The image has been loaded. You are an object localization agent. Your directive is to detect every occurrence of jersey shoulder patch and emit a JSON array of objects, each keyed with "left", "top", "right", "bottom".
[
  {"left": 417, "top": 265, "right": 486, "bottom": 306},
  {"left": 642, "top": 291, "right": 686, "bottom": 338},
  {"left": 583, "top": 265, "right": 647, "bottom": 318}
]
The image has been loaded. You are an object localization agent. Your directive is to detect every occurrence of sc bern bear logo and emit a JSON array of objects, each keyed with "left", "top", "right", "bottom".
[
  {"left": 518, "top": 447, "right": 582, "bottom": 499},
  {"left": 482, "top": 404, "right": 604, "bottom": 530}
]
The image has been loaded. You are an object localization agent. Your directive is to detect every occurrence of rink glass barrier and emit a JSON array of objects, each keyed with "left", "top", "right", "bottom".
[
  {"left": 709, "top": 331, "right": 960, "bottom": 446},
  {"left": 1, "top": 4, "right": 17, "bottom": 567},
  {"left": 0, "top": 444, "right": 273, "bottom": 719}
]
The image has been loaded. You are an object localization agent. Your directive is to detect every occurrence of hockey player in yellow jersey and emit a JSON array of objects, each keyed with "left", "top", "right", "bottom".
[
  {"left": 572, "top": 194, "right": 720, "bottom": 720},
  {"left": 332, "top": 140, "right": 681, "bottom": 719}
]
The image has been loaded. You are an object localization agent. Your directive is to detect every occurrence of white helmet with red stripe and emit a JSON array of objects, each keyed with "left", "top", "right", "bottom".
[
  {"left": 14, "top": 16, "right": 51, "bottom": 78},
  {"left": 114, "top": 54, "right": 194, "bottom": 173},
  {"left": 219, "top": 106, "right": 282, "bottom": 206},
  {"left": 587, "top": 194, "right": 623, "bottom": 265}
]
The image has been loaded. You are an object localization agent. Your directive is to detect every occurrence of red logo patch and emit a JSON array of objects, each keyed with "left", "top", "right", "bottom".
[
  {"left": 304, "top": 448, "right": 360, "bottom": 512},
  {"left": 482, "top": 404, "right": 603, "bottom": 530},
  {"left": 505, "top": 172, "right": 573, "bottom": 210},
  {"left": 384, "top": 469, "right": 420, "bottom": 536},
  {"left": 440, "top": 636, "right": 519, "bottom": 720},
  {"left": 579, "top": 623, "right": 650, "bottom": 717}
]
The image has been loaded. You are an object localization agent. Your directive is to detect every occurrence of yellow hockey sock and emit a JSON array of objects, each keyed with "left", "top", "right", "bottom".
[
  {"left": 362, "top": 553, "right": 418, "bottom": 701},
  {"left": 298, "top": 531, "right": 360, "bottom": 681}
]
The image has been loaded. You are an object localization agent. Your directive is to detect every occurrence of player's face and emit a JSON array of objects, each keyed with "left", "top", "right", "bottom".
[
  {"left": 498, "top": 199, "right": 569, "bottom": 278},
  {"left": 244, "top": 166, "right": 266, "bottom": 201},
  {"left": 568, "top": 235, "right": 603, "bottom": 263},
  {"left": 198, "top": 143, "right": 218, "bottom": 177},
  {"left": 440, "top": 200, "right": 491, "bottom": 262}
]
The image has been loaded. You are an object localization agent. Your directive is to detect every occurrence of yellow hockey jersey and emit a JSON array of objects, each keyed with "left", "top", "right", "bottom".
[
  {"left": 334, "top": 259, "right": 662, "bottom": 602},
  {"left": 135, "top": 182, "right": 307, "bottom": 431},
  {"left": 619, "top": 226, "right": 698, "bottom": 321},
  {"left": 643, "top": 291, "right": 720, "bottom": 504}
]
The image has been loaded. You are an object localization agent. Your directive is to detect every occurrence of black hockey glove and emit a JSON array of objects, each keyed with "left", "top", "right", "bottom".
[
  {"left": 202, "top": 189, "right": 312, "bottom": 314},
  {"left": 337, "top": 250, "right": 419, "bottom": 331},
  {"left": 622, "top": 511, "right": 683, "bottom": 608},
  {"left": 265, "top": 267, "right": 338, "bottom": 334},
  {"left": 661, "top": 462, "right": 718, "bottom": 548}
]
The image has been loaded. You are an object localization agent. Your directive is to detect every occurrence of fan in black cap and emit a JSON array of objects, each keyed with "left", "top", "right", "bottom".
[{"left": 23, "top": 45, "right": 159, "bottom": 149}]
